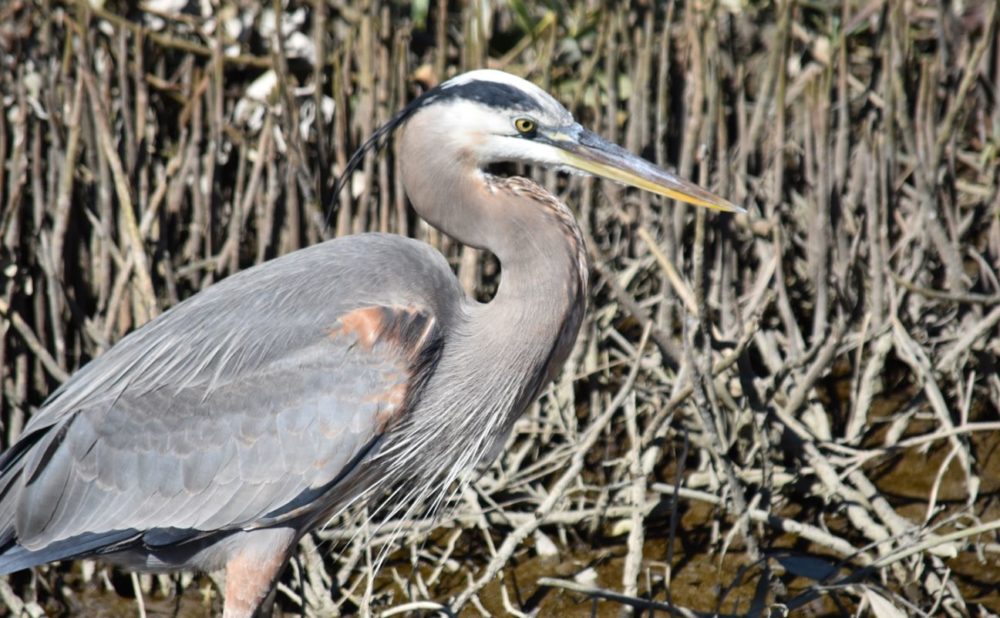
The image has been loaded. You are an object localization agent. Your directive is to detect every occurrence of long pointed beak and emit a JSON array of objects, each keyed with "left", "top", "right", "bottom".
[{"left": 542, "top": 126, "right": 744, "bottom": 213}]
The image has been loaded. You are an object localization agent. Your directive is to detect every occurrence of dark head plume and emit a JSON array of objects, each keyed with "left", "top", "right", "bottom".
[{"left": 326, "top": 93, "right": 426, "bottom": 229}]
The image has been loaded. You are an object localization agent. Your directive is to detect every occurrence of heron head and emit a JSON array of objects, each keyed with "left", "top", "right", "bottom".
[
  {"left": 407, "top": 70, "right": 742, "bottom": 213},
  {"left": 336, "top": 70, "right": 742, "bottom": 214}
]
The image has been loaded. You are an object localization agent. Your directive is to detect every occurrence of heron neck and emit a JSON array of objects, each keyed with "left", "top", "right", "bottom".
[
  {"left": 476, "top": 175, "right": 589, "bottom": 409},
  {"left": 399, "top": 123, "right": 588, "bottom": 421},
  {"left": 399, "top": 144, "right": 586, "bottom": 319}
]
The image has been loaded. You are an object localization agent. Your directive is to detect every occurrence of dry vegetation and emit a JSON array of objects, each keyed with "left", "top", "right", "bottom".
[{"left": 2, "top": 0, "right": 1000, "bottom": 616}]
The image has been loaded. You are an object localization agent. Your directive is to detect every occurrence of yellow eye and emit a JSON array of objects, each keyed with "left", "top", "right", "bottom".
[{"left": 514, "top": 118, "right": 536, "bottom": 134}]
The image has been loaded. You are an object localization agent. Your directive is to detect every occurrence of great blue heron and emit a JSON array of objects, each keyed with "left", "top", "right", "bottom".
[{"left": 0, "top": 70, "right": 740, "bottom": 616}]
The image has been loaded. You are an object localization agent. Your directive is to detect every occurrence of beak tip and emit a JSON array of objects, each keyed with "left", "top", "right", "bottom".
[{"left": 698, "top": 194, "right": 745, "bottom": 214}]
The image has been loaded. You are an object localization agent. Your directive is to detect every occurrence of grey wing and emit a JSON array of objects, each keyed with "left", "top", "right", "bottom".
[{"left": 0, "top": 236, "right": 455, "bottom": 567}]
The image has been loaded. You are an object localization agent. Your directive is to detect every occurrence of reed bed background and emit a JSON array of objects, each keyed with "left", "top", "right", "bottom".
[{"left": 1, "top": 0, "right": 999, "bottom": 615}]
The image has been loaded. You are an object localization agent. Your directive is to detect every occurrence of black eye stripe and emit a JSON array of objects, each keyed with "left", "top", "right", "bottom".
[{"left": 423, "top": 81, "right": 544, "bottom": 113}]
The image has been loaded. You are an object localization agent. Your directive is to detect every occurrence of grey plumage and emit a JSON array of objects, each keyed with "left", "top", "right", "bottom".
[
  {"left": 0, "top": 236, "right": 457, "bottom": 569},
  {"left": 0, "top": 69, "right": 739, "bottom": 617}
]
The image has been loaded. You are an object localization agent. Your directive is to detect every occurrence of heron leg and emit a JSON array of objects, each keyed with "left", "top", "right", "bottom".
[{"left": 221, "top": 528, "right": 298, "bottom": 618}]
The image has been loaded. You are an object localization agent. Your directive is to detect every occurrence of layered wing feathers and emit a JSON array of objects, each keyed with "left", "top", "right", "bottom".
[{"left": 0, "top": 235, "right": 458, "bottom": 567}]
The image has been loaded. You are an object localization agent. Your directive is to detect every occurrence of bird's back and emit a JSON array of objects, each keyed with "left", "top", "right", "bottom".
[{"left": 0, "top": 233, "right": 463, "bottom": 573}]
